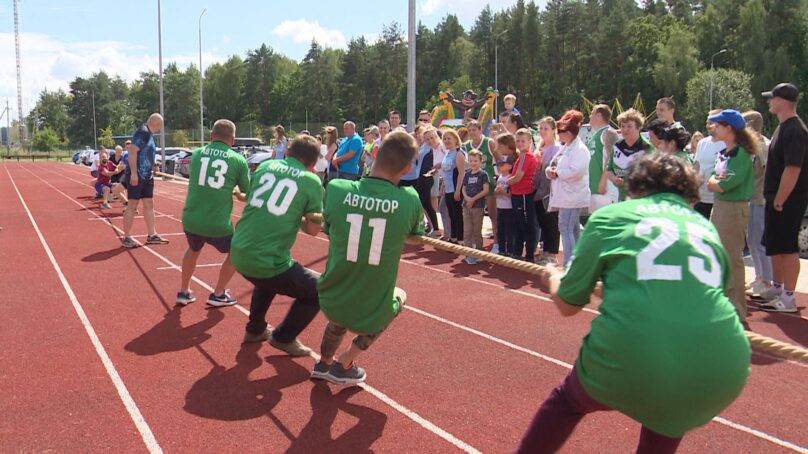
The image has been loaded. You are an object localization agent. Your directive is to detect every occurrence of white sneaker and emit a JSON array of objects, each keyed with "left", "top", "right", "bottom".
[
  {"left": 746, "top": 279, "right": 768, "bottom": 297},
  {"left": 759, "top": 297, "right": 798, "bottom": 313},
  {"left": 491, "top": 244, "right": 500, "bottom": 254},
  {"left": 754, "top": 286, "right": 782, "bottom": 302}
]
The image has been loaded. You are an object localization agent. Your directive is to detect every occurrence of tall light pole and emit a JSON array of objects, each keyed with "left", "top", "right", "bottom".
[
  {"left": 494, "top": 29, "right": 508, "bottom": 119},
  {"left": 407, "top": 0, "right": 416, "bottom": 131},
  {"left": 157, "top": 0, "right": 166, "bottom": 165},
  {"left": 199, "top": 8, "right": 207, "bottom": 146},
  {"left": 709, "top": 48, "right": 728, "bottom": 111},
  {"left": 91, "top": 88, "right": 98, "bottom": 150}
]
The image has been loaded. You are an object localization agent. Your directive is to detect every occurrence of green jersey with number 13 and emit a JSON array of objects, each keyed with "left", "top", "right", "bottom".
[
  {"left": 231, "top": 157, "right": 323, "bottom": 279},
  {"left": 182, "top": 141, "right": 250, "bottom": 237},
  {"left": 558, "top": 192, "right": 749, "bottom": 437},
  {"left": 318, "top": 177, "right": 424, "bottom": 334}
]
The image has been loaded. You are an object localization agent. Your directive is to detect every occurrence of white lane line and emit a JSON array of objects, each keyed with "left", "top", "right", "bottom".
[
  {"left": 89, "top": 214, "right": 173, "bottom": 221},
  {"left": 37, "top": 164, "right": 808, "bottom": 453},
  {"left": 156, "top": 263, "right": 221, "bottom": 271},
  {"left": 5, "top": 168, "right": 164, "bottom": 454},
  {"left": 25, "top": 164, "right": 483, "bottom": 454}
]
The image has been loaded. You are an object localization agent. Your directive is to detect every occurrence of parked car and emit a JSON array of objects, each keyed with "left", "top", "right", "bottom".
[
  {"left": 247, "top": 152, "right": 273, "bottom": 174},
  {"left": 175, "top": 150, "right": 193, "bottom": 178},
  {"left": 79, "top": 148, "right": 95, "bottom": 166},
  {"left": 154, "top": 147, "right": 191, "bottom": 174}
]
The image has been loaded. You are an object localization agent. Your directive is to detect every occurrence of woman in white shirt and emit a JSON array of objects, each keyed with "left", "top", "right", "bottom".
[{"left": 546, "top": 110, "right": 591, "bottom": 266}]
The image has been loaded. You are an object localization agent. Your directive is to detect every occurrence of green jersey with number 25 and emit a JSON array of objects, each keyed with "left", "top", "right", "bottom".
[
  {"left": 182, "top": 141, "right": 250, "bottom": 237},
  {"left": 558, "top": 192, "right": 749, "bottom": 437},
  {"left": 231, "top": 157, "right": 323, "bottom": 279},
  {"left": 318, "top": 177, "right": 424, "bottom": 334}
]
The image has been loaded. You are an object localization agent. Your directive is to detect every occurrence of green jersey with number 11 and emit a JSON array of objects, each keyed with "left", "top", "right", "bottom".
[
  {"left": 558, "top": 192, "right": 749, "bottom": 437},
  {"left": 231, "top": 157, "right": 323, "bottom": 279},
  {"left": 318, "top": 177, "right": 424, "bottom": 334},
  {"left": 183, "top": 141, "right": 250, "bottom": 237}
]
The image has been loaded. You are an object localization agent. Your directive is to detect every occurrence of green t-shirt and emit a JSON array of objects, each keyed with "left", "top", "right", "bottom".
[
  {"left": 587, "top": 126, "right": 608, "bottom": 194},
  {"left": 608, "top": 136, "right": 655, "bottom": 201},
  {"left": 463, "top": 137, "right": 496, "bottom": 195},
  {"left": 231, "top": 157, "right": 323, "bottom": 279},
  {"left": 182, "top": 141, "right": 250, "bottom": 237},
  {"left": 713, "top": 145, "right": 754, "bottom": 201},
  {"left": 558, "top": 192, "right": 750, "bottom": 437},
  {"left": 317, "top": 177, "right": 424, "bottom": 334}
]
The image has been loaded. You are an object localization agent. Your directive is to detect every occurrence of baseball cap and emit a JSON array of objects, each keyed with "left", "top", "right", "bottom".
[
  {"left": 497, "top": 155, "right": 515, "bottom": 165},
  {"left": 762, "top": 83, "right": 800, "bottom": 102},
  {"left": 707, "top": 109, "right": 746, "bottom": 130}
]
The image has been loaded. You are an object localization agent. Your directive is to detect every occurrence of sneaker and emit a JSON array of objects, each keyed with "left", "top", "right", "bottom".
[
  {"left": 269, "top": 336, "right": 313, "bottom": 357},
  {"left": 145, "top": 234, "right": 169, "bottom": 245},
  {"left": 207, "top": 290, "right": 237, "bottom": 307},
  {"left": 394, "top": 287, "right": 407, "bottom": 306},
  {"left": 100, "top": 202, "right": 112, "bottom": 209},
  {"left": 311, "top": 361, "right": 332, "bottom": 380},
  {"left": 176, "top": 290, "right": 197, "bottom": 306},
  {"left": 464, "top": 256, "right": 478, "bottom": 265},
  {"left": 121, "top": 236, "right": 138, "bottom": 248},
  {"left": 325, "top": 361, "right": 367, "bottom": 385},
  {"left": 243, "top": 327, "right": 272, "bottom": 343},
  {"left": 746, "top": 279, "right": 768, "bottom": 297},
  {"left": 427, "top": 230, "right": 442, "bottom": 239},
  {"left": 759, "top": 297, "right": 798, "bottom": 313},
  {"left": 490, "top": 244, "right": 500, "bottom": 254},
  {"left": 751, "top": 286, "right": 781, "bottom": 302}
]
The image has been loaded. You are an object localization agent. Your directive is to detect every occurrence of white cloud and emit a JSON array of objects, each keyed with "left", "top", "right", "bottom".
[
  {"left": 222, "top": 34, "right": 231, "bottom": 44},
  {"left": 420, "top": 0, "right": 446, "bottom": 15},
  {"left": 272, "top": 19, "right": 347, "bottom": 49},
  {"left": 0, "top": 32, "right": 224, "bottom": 119}
]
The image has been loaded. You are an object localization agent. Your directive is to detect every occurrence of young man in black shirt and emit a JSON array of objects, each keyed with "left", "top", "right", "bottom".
[{"left": 759, "top": 83, "right": 808, "bottom": 313}]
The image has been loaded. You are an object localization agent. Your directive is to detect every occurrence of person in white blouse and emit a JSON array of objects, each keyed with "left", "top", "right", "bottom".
[{"left": 546, "top": 110, "right": 591, "bottom": 266}]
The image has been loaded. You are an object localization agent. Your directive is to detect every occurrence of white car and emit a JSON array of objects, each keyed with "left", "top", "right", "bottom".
[{"left": 154, "top": 147, "right": 191, "bottom": 174}]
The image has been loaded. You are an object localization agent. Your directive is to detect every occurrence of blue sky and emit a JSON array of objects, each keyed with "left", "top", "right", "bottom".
[{"left": 0, "top": 0, "right": 529, "bottom": 119}]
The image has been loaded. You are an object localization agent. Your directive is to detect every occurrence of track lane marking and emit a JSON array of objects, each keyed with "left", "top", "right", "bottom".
[{"left": 5, "top": 167, "right": 164, "bottom": 454}]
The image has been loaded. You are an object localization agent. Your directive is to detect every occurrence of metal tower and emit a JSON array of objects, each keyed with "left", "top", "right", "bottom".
[{"left": 14, "top": 0, "right": 24, "bottom": 145}]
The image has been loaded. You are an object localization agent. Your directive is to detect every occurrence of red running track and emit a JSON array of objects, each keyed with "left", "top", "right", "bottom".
[{"left": 1, "top": 161, "right": 807, "bottom": 453}]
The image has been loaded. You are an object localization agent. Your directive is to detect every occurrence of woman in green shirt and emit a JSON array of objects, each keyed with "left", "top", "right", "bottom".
[
  {"left": 707, "top": 109, "right": 760, "bottom": 323},
  {"left": 658, "top": 125, "right": 695, "bottom": 165},
  {"left": 516, "top": 152, "right": 750, "bottom": 454}
]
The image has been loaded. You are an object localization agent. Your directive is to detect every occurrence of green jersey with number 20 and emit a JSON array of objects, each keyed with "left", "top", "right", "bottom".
[
  {"left": 231, "top": 157, "right": 323, "bottom": 279},
  {"left": 558, "top": 192, "right": 750, "bottom": 437},
  {"left": 318, "top": 177, "right": 424, "bottom": 334},
  {"left": 183, "top": 141, "right": 250, "bottom": 237}
]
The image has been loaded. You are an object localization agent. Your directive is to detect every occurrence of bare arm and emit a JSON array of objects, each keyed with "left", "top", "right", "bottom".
[
  {"left": 548, "top": 272, "right": 585, "bottom": 317},
  {"left": 775, "top": 166, "right": 802, "bottom": 209},
  {"left": 300, "top": 213, "right": 323, "bottom": 236},
  {"left": 453, "top": 153, "right": 465, "bottom": 200}
]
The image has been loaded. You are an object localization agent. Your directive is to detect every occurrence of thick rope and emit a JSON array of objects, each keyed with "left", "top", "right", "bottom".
[
  {"left": 151, "top": 170, "right": 808, "bottom": 364},
  {"left": 415, "top": 236, "right": 808, "bottom": 365}
]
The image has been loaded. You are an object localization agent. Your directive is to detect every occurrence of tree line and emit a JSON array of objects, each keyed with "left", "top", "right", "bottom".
[{"left": 28, "top": 0, "right": 808, "bottom": 150}]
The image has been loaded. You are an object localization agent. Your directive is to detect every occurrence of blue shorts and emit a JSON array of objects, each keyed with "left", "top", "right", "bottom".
[
  {"left": 185, "top": 230, "right": 232, "bottom": 253},
  {"left": 127, "top": 178, "right": 154, "bottom": 199},
  {"left": 95, "top": 182, "right": 112, "bottom": 193}
]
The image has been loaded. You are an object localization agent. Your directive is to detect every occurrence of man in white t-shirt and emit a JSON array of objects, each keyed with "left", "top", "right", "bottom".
[{"left": 694, "top": 110, "right": 726, "bottom": 219}]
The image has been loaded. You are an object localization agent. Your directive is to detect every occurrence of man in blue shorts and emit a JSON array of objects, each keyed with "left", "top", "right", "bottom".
[{"left": 121, "top": 113, "right": 170, "bottom": 248}]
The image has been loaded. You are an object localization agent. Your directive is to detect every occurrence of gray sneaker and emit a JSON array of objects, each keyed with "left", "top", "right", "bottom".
[
  {"left": 326, "top": 361, "right": 367, "bottom": 385},
  {"left": 243, "top": 327, "right": 272, "bottom": 344},
  {"left": 759, "top": 297, "right": 799, "bottom": 313},
  {"left": 121, "top": 236, "right": 139, "bottom": 248},
  {"left": 269, "top": 336, "right": 313, "bottom": 357},
  {"left": 145, "top": 234, "right": 169, "bottom": 245},
  {"left": 311, "top": 361, "right": 331, "bottom": 380}
]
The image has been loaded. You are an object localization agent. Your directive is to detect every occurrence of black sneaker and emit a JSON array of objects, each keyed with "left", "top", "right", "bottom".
[
  {"left": 176, "top": 290, "right": 197, "bottom": 306},
  {"left": 207, "top": 290, "right": 237, "bottom": 307},
  {"left": 326, "top": 361, "right": 366, "bottom": 385}
]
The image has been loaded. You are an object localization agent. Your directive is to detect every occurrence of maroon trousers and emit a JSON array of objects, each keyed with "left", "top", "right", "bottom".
[{"left": 515, "top": 365, "right": 683, "bottom": 454}]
